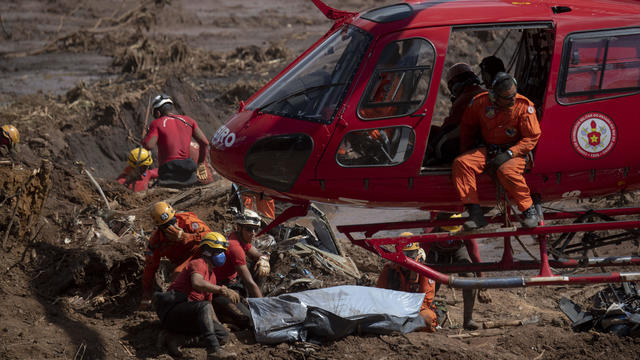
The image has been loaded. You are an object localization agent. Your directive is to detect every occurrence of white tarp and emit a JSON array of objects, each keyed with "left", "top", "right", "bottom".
[{"left": 248, "top": 285, "right": 426, "bottom": 344}]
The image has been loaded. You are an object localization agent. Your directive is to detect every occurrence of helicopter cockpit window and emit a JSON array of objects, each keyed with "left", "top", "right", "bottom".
[
  {"left": 358, "top": 38, "right": 434, "bottom": 120},
  {"left": 245, "top": 26, "right": 371, "bottom": 124},
  {"left": 559, "top": 29, "right": 640, "bottom": 104},
  {"left": 336, "top": 126, "right": 415, "bottom": 167}
]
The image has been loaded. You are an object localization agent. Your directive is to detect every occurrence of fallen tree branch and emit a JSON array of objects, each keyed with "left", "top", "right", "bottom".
[
  {"left": 2, "top": 188, "right": 21, "bottom": 251},
  {"left": 83, "top": 168, "right": 111, "bottom": 210}
]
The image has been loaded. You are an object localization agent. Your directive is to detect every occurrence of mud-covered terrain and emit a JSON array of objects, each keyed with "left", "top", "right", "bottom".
[{"left": 2, "top": 1, "right": 640, "bottom": 359}]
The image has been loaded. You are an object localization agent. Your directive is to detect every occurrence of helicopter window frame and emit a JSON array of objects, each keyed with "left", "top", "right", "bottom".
[
  {"left": 245, "top": 25, "right": 372, "bottom": 125},
  {"left": 335, "top": 125, "right": 416, "bottom": 168},
  {"left": 357, "top": 37, "right": 436, "bottom": 121},
  {"left": 558, "top": 27, "right": 640, "bottom": 105}
]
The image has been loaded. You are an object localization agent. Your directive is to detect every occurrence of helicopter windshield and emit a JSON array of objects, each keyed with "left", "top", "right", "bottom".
[{"left": 247, "top": 25, "right": 371, "bottom": 124}]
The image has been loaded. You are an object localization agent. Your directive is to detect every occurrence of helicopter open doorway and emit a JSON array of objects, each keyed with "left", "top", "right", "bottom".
[{"left": 422, "top": 23, "right": 554, "bottom": 172}]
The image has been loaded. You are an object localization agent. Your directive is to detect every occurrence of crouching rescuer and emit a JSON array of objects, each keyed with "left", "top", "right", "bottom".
[
  {"left": 376, "top": 238, "right": 438, "bottom": 332},
  {"left": 212, "top": 209, "right": 270, "bottom": 329},
  {"left": 153, "top": 233, "right": 239, "bottom": 360}
]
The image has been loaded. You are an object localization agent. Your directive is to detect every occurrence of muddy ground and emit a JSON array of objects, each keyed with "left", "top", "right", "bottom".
[{"left": 2, "top": 0, "right": 640, "bottom": 359}]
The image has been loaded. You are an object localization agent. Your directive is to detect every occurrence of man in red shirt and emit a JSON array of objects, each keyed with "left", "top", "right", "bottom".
[
  {"left": 376, "top": 239, "right": 437, "bottom": 332},
  {"left": 212, "top": 208, "right": 270, "bottom": 328},
  {"left": 141, "top": 202, "right": 211, "bottom": 307},
  {"left": 143, "top": 94, "right": 210, "bottom": 187},
  {"left": 116, "top": 147, "right": 159, "bottom": 192},
  {"left": 153, "top": 233, "right": 239, "bottom": 360}
]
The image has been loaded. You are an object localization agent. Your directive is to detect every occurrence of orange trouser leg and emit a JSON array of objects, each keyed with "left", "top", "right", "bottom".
[
  {"left": 452, "top": 148, "right": 487, "bottom": 205},
  {"left": 496, "top": 157, "right": 532, "bottom": 211}
]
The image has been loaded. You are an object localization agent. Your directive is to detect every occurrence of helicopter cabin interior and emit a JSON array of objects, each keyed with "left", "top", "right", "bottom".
[{"left": 335, "top": 23, "right": 555, "bottom": 173}]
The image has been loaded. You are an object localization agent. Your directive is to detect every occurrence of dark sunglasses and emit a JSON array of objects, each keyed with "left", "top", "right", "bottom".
[
  {"left": 496, "top": 92, "right": 516, "bottom": 101},
  {"left": 243, "top": 225, "right": 260, "bottom": 233}
]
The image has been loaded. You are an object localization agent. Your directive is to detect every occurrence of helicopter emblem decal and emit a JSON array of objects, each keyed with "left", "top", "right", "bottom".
[{"left": 571, "top": 112, "right": 617, "bottom": 159}]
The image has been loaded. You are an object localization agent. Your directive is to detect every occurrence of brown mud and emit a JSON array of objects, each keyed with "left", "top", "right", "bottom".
[{"left": 1, "top": 0, "right": 640, "bottom": 359}]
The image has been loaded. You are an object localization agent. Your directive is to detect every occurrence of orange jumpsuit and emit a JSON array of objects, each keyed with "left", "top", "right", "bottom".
[
  {"left": 376, "top": 263, "right": 437, "bottom": 332},
  {"left": 242, "top": 193, "right": 275, "bottom": 220},
  {"left": 452, "top": 93, "right": 541, "bottom": 211},
  {"left": 142, "top": 212, "right": 211, "bottom": 297}
]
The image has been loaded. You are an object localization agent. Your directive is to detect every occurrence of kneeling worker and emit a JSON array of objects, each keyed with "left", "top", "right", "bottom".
[
  {"left": 153, "top": 233, "right": 239, "bottom": 360},
  {"left": 376, "top": 236, "right": 437, "bottom": 332},
  {"left": 117, "top": 147, "right": 158, "bottom": 191},
  {"left": 141, "top": 202, "right": 211, "bottom": 307},
  {"left": 143, "top": 94, "right": 210, "bottom": 187},
  {"left": 212, "top": 209, "right": 270, "bottom": 328}
]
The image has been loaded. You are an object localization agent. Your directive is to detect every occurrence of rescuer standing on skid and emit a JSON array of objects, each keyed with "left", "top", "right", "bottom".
[
  {"left": 452, "top": 72, "right": 541, "bottom": 230},
  {"left": 376, "top": 234, "right": 438, "bottom": 332}
]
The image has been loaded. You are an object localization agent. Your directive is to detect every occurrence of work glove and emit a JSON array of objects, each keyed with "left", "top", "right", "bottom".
[
  {"left": 485, "top": 150, "right": 512, "bottom": 174},
  {"left": 163, "top": 225, "right": 184, "bottom": 242},
  {"left": 196, "top": 163, "right": 208, "bottom": 181},
  {"left": 254, "top": 255, "right": 270, "bottom": 277},
  {"left": 220, "top": 286, "right": 241, "bottom": 304}
]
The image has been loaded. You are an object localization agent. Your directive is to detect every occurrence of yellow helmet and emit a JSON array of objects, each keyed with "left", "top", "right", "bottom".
[
  {"left": 199, "top": 232, "right": 229, "bottom": 251},
  {"left": 1, "top": 125, "right": 19, "bottom": 146},
  {"left": 128, "top": 147, "right": 153, "bottom": 168},
  {"left": 402, "top": 242, "right": 420, "bottom": 252},
  {"left": 151, "top": 201, "right": 176, "bottom": 226},
  {"left": 441, "top": 213, "right": 463, "bottom": 232},
  {"left": 400, "top": 232, "right": 413, "bottom": 237}
]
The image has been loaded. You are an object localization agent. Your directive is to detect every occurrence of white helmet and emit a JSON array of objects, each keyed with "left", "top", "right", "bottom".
[
  {"left": 152, "top": 94, "right": 173, "bottom": 110},
  {"left": 235, "top": 208, "right": 261, "bottom": 226}
]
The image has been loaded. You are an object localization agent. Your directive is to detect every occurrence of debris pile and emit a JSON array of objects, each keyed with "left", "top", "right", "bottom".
[{"left": 560, "top": 282, "right": 640, "bottom": 337}]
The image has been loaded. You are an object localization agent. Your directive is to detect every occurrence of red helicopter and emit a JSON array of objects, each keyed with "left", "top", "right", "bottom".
[{"left": 209, "top": 0, "right": 640, "bottom": 289}]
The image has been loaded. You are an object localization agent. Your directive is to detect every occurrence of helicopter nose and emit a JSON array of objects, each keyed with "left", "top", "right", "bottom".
[{"left": 209, "top": 113, "right": 314, "bottom": 193}]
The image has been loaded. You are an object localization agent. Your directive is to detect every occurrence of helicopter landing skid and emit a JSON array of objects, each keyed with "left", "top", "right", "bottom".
[{"left": 336, "top": 207, "right": 640, "bottom": 289}]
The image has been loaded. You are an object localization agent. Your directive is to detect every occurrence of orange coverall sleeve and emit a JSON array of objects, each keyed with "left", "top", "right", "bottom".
[
  {"left": 142, "top": 230, "right": 162, "bottom": 295},
  {"left": 508, "top": 104, "right": 541, "bottom": 157},
  {"left": 418, "top": 275, "right": 437, "bottom": 332},
  {"left": 376, "top": 265, "right": 391, "bottom": 289}
]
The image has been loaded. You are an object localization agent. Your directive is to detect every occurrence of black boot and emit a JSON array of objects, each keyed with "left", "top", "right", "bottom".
[
  {"left": 463, "top": 289, "right": 480, "bottom": 330},
  {"left": 521, "top": 206, "right": 539, "bottom": 228},
  {"left": 463, "top": 204, "right": 488, "bottom": 231}
]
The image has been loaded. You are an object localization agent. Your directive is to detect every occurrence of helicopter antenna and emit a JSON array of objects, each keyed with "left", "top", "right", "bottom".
[{"left": 310, "top": 0, "right": 356, "bottom": 21}]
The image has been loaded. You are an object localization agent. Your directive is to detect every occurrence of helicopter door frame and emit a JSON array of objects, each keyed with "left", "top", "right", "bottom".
[
  {"left": 420, "top": 22, "right": 555, "bottom": 174},
  {"left": 315, "top": 26, "right": 451, "bottom": 181}
]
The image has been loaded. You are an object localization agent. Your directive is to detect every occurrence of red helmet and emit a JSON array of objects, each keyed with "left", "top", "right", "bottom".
[{"left": 446, "top": 63, "right": 474, "bottom": 84}]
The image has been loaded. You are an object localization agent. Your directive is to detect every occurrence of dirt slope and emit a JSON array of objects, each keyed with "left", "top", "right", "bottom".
[{"left": 1, "top": 1, "right": 640, "bottom": 359}]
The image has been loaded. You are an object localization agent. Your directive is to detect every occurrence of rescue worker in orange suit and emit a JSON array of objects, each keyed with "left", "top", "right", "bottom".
[
  {"left": 429, "top": 63, "right": 486, "bottom": 164},
  {"left": 117, "top": 147, "right": 158, "bottom": 192},
  {"left": 1, "top": 124, "right": 19, "bottom": 156},
  {"left": 212, "top": 208, "right": 270, "bottom": 328},
  {"left": 425, "top": 213, "right": 482, "bottom": 330},
  {"left": 153, "top": 233, "right": 238, "bottom": 360},
  {"left": 143, "top": 94, "right": 210, "bottom": 187},
  {"left": 452, "top": 72, "right": 541, "bottom": 230},
  {"left": 376, "top": 237, "right": 437, "bottom": 332},
  {"left": 479, "top": 55, "right": 506, "bottom": 91},
  {"left": 141, "top": 202, "right": 211, "bottom": 308}
]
